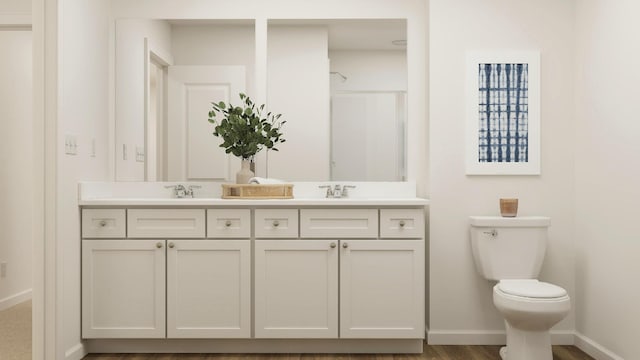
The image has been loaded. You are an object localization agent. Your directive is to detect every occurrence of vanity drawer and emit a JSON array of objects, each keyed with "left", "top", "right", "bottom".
[
  {"left": 300, "top": 209, "right": 378, "bottom": 238},
  {"left": 254, "top": 209, "right": 298, "bottom": 238},
  {"left": 128, "top": 209, "right": 205, "bottom": 238},
  {"left": 380, "top": 209, "right": 424, "bottom": 239},
  {"left": 82, "top": 209, "right": 126, "bottom": 238},
  {"left": 207, "top": 209, "right": 251, "bottom": 238}
]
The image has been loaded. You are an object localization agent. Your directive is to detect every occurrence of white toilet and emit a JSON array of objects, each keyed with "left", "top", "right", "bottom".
[{"left": 470, "top": 216, "right": 570, "bottom": 360}]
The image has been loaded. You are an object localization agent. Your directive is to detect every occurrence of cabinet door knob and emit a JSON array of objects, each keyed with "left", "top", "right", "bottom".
[
  {"left": 342, "top": 242, "right": 349, "bottom": 249},
  {"left": 399, "top": 220, "right": 406, "bottom": 227},
  {"left": 168, "top": 242, "right": 175, "bottom": 249},
  {"left": 225, "top": 220, "right": 232, "bottom": 227},
  {"left": 156, "top": 242, "right": 163, "bottom": 249},
  {"left": 330, "top": 242, "right": 337, "bottom": 248},
  {"left": 272, "top": 220, "right": 280, "bottom": 227},
  {"left": 99, "top": 220, "right": 107, "bottom": 227}
]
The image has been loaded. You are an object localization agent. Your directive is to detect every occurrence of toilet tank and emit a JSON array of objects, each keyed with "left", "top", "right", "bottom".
[{"left": 469, "top": 216, "right": 550, "bottom": 281}]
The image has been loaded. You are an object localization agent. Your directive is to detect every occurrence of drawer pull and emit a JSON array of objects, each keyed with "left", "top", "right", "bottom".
[
  {"left": 330, "top": 242, "right": 337, "bottom": 248},
  {"left": 156, "top": 242, "right": 163, "bottom": 249},
  {"left": 99, "top": 220, "right": 107, "bottom": 227},
  {"left": 272, "top": 220, "right": 280, "bottom": 227},
  {"left": 225, "top": 220, "right": 232, "bottom": 227},
  {"left": 399, "top": 220, "right": 406, "bottom": 227},
  {"left": 342, "top": 242, "right": 349, "bottom": 249},
  {"left": 168, "top": 242, "right": 175, "bottom": 249}
]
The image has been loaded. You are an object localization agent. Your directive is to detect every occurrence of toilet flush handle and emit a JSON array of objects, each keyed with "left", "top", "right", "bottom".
[{"left": 483, "top": 229, "right": 498, "bottom": 237}]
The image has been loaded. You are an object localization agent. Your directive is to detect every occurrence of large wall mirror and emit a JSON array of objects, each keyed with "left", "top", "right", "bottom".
[
  {"left": 113, "top": 17, "right": 415, "bottom": 183},
  {"left": 267, "top": 19, "right": 407, "bottom": 182}
]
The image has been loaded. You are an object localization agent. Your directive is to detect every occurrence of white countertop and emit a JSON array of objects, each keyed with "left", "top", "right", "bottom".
[
  {"left": 78, "top": 181, "right": 429, "bottom": 207},
  {"left": 79, "top": 197, "right": 429, "bottom": 207}
]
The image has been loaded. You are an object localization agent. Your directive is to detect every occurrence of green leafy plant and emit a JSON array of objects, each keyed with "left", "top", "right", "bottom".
[{"left": 208, "top": 93, "right": 286, "bottom": 159}]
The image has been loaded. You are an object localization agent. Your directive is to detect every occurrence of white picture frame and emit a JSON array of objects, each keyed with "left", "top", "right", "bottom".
[{"left": 465, "top": 51, "right": 540, "bottom": 175}]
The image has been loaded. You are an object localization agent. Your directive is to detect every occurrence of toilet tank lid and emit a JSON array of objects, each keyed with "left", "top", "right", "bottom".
[
  {"left": 469, "top": 216, "right": 550, "bottom": 227},
  {"left": 497, "top": 280, "right": 568, "bottom": 298}
]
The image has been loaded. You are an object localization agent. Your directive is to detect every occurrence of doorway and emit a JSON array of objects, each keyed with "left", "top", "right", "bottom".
[{"left": 0, "top": 26, "right": 34, "bottom": 360}]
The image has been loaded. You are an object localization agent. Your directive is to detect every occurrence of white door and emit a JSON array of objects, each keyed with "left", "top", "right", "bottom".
[
  {"left": 82, "top": 240, "right": 166, "bottom": 339},
  {"left": 166, "top": 240, "right": 251, "bottom": 338},
  {"left": 167, "top": 65, "right": 246, "bottom": 181},
  {"left": 340, "top": 240, "right": 424, "bottom": 338},
  {"left": 254, "top": 240, "right": 339, "bottom": 338}
]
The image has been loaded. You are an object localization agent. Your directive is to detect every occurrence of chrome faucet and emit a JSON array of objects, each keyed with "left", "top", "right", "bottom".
[
  {"left": 165, "top": 184, "right": 201, "bottom": 198},
  {"left": 165, "top": 184, "right": 187, "bottom": 198},
  {"left": 185, "top": 185, "right": 201, "bottom": 198},
  {"left": 318, "top": 184, "right": 356, "bottom": 198}
]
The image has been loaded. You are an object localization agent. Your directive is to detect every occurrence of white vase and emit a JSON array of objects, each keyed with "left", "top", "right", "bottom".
[{"left": 236, "top": 158, "right": 254, "bottom": 184}]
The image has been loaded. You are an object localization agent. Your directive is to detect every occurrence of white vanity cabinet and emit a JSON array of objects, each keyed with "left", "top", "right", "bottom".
[
  {"left": 81, "top": 204, "right": 425, "bottom": 346},
  {"left": 166, "top": 239, "right": 251, "bottom": 338},
  {"left": 81, "top": 209, "right": 251, "bottom": 339},
  {"left": 254, "top": 239, "right": 339, "bottom": 338},
  {"left": 254, "top": 208, "right": 425, "bottom": 339},
  {"left": 82, "top": 239, "right": 166, "bottom": 338},
  {"left": 339, "top": 239, "right": 424, "bottom": 338}
]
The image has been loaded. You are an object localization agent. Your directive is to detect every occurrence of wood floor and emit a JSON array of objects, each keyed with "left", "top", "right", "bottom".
[{"left": 83, "top": 344, "right": 595, "bottom": 360}]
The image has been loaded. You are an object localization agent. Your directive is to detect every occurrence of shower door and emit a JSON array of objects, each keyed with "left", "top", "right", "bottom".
[{"left": 330, "top": 92, "right": 406, "bottom": 181}]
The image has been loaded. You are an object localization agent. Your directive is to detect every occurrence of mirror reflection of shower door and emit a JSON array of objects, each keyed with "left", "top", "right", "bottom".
[
  {"left": 166, "top": 65, "right": 245, "bottom": 181},
  {"left": 331, "top": 92, "right": 406, "bottom": 181}
]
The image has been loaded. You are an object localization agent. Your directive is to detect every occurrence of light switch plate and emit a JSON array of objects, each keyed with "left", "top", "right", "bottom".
[
  {"left": 65, "top": 135, "right": 78, "bottom": 155},
  {"left": 135, "top": 147, "right": 145, "bottom": 162}
]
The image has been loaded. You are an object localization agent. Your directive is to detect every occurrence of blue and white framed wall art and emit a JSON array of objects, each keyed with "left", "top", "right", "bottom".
[{"left": 465, "top": 51, "right": 540, "bottom": 175}]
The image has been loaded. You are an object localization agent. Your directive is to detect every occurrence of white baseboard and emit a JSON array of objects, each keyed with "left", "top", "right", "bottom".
[
  {"left": 428, "top": 330, "right": 505, "bottom": 345},
  {"left": 427, "top": 329, "right": 574, "bottom": 345},
  {"left": 0, "top": 289, "right": 32, "bottom": 311},
  {"left": 574, "top": 332, "right": 623, "bottom": 360},
  {"left": 86, "top": 339, "right": 423, "bottom": 354},
  {"left": 65, "top": 343, "right": 87, "bottom": 360}
]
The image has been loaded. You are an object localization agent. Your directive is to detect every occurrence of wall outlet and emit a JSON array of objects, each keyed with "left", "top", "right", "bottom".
[
  {"left": 123, "top": 144, "right": 127, "bottom": 160},
  {"left": 0, "top": 262, "right": 6, "bottom": 278}
]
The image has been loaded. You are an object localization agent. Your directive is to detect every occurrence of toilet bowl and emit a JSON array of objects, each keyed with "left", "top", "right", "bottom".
[{"left": 493, "top": 279, "right": 571, "bottom": 360}]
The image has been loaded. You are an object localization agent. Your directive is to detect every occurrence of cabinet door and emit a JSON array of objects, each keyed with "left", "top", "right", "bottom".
[
  {"left": 166, "top": 240, "right": 251, "bottom": 338},
  {"left": 255, "top": 240, "right": 338, "bottom": 338},
  {"left": 82, "top": 240, "right": 166, "bottom": 338},
  {"left": 340, "top": 240, "right": 424, "bottom": 338}
]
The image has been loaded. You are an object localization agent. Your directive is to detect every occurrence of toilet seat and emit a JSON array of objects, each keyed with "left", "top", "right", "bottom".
[{"left": 497, "top": 279, "right": 567, "bottom": 299}]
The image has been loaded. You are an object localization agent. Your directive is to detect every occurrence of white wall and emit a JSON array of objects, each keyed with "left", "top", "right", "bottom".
[
  {"left": 329, "top": 50, "right": 406, "bottom": 92},
  {"left": 267, "top": 25, "right": 330, "bottom": 180},
  {"left": 0, "top": 30, "right": 33, "bottom": 309},
  {"left": 115, "top": 19, "right": 171, "bottom": 181},
  {"left": 171, "top": 24, "right": 255, "bottom": 97},
  {"left": 58, "top": 0, "right": 111, "bottom": 357},
  {"left": 574, "top": 1, "right": 640, "bottom": 358},
  {"left": 429, "top": 0, "right": 576, "bottom": 343}
]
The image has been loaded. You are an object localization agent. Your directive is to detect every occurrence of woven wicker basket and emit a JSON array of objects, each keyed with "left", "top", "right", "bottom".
[{"left": 221, "top": 184, "right": 294, "bottom": 199}]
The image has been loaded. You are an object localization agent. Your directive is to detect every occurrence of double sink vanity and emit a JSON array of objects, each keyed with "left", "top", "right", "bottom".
[{"left": 79, "top": 182, "right": 428, "bottom": 354}]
